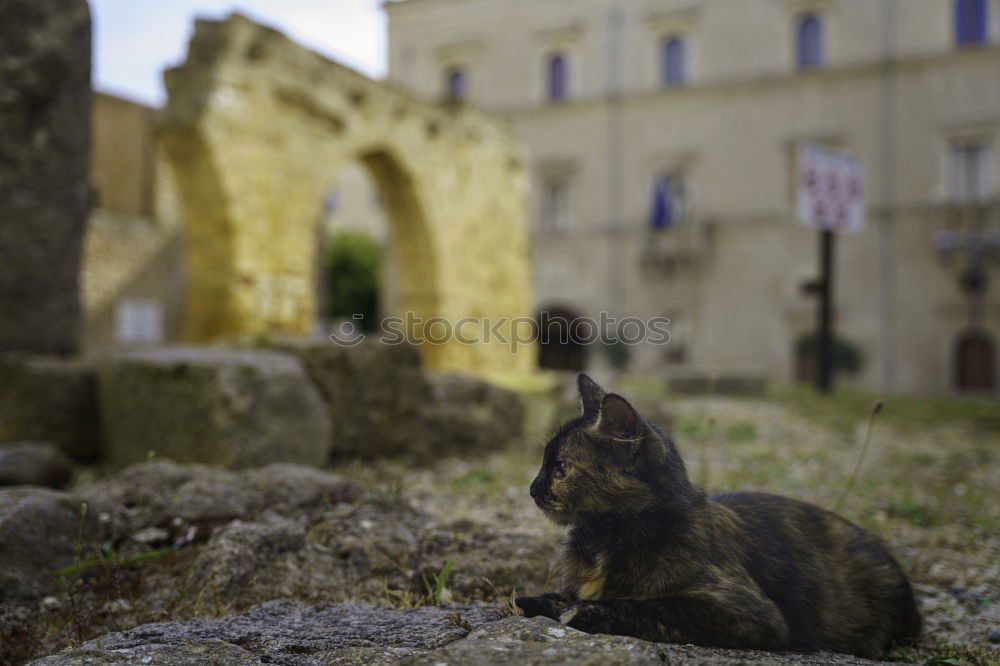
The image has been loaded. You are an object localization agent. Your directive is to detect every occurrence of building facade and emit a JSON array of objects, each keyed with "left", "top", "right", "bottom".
[
  {"left": 81, "top": 93, "right": 185, "bottom": 356},
  {"left": 386, "top": 0, "right": 1000, "bottom": 393}
]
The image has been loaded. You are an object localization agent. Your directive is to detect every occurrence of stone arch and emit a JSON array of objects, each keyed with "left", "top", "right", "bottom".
[
  {"left": 156, "top": 14, "right": 534, "bottom": 375},
  {"left": 536, "top": 304, "right": 590, "bottom": 372}
]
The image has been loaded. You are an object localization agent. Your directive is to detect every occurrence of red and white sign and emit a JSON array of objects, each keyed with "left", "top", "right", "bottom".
[{"left": 797, "top": 143, "right": 866, "bottom": 232}]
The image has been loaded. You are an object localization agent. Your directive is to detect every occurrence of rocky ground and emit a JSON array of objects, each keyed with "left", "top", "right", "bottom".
[{"left": 1, "top": 388, "right": 997, "bottom": 665}]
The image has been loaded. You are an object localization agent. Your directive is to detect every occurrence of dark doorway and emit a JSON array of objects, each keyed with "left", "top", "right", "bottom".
[
  {"left": 954, "top": 329, "right": 996, "bottom": 391},
  {"left": 537, "top": 307, "right": 588, "bottom": 372}
]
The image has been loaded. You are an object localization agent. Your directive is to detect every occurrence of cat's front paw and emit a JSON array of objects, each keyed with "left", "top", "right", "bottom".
[
  {"left": 559, "top": 601, "right": 611, "bottom": 634},
  {"left": 515, "top": 596, "right": 554, "bottom": 619}
]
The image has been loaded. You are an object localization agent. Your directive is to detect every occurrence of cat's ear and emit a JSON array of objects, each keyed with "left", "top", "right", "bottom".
[
  {"left": 595, "top": 394, "right": 643, "bottom": 444},
  {"left": 577, "top": 374, "right": 606, "bottom": 415}
]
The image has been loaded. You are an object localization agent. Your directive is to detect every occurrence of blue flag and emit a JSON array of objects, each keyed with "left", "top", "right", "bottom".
[{"left": 650, "top": 178, "right": 672, "bottom": 230}]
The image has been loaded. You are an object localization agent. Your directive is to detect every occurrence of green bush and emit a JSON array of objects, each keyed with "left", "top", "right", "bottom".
[
  {"left": 795, "top": 331, "right": 864, "bottom": 374},
  {"left": 326, "top": 231, "right": 380, "bottom": 331}
]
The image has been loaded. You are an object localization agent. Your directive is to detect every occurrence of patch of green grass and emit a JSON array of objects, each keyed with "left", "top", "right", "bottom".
[
  {"left": 908, "top": 640, "right": 997, "bottom": 666},
  {"left": 724, "top": 422, "right": 757, "bottom": 443},
  {"left": 769, "top": 385, "right": 1000, "bottom": 436},
  {"left": 455, "top": 467, "right": 497, "bottom": 488},
  {"left": 908, "top": 452, "right": 937, "bottom": 467},
  {"left": 483, "top": 578, "right": 523, "bottom": 618},
  {"left": 48, "top": 546, "right": 175, "bottom": 578},
  {"left": 675, "top": 419, "right": 707, "bottom": 437},
  {"left": 886, "top": 498, "right": 937, "bottom": 527},
  {"left": 422, "top": 561, "right": 454, "bottom": 605}
]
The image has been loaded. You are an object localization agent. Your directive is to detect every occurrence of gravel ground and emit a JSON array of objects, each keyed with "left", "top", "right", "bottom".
[
  {"left": 338, "top": 390, "right": 1000, "bottom": 665},
  {"left": 4, "top": 390, "right": 997, "bottom": 665}
]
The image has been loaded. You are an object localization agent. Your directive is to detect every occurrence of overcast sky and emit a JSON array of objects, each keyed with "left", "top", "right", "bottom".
[{"left": 91, "top": 0, "right": 387, "bottom": 107}]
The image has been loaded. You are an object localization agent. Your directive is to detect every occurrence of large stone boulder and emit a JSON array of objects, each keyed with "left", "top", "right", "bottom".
[
  {"left": 289, "top": 340, "right": 430, "bottom": 458},
  {"left": 28, "top": 602, "right": 900, "bottom": 666},
  {"left": 0, "top": 442, "right": 73, "bottom": 487},
  {"left": 0, "top": 0, "right": 91, "bottom": 355},
  {"left": 424, "top": 372, "right": 526, "bottom": 455},
  {"left": 0, "top": 487, "right": 90, "bottom": 600},
  {"left": 410, "top": 616, "right": 668, "bottom": 665},
  {"left": 140, "top": 476, "right": 554, "bottom": 614},
  {"left": 283, "top": 340, "right": 525, "bottom": 460},
  {"left": 0, "top": 355, "right": 101, "bottom": 461},
  {"left": 78, "top": 459, "right": 355, "bottom": 541},
  {"left": 97, "top": 347, "right": 331, "bottom": 468},
  {"left": 27, "top": 600, "right": 499, "bottom": 665}
]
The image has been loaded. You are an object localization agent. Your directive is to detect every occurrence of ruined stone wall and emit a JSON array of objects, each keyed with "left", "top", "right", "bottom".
[
  {"left": 157, "top": 15, "right": 535, "bottom": 375},
  {"left": 90, "top": 93, "right": 157, "bottom": 218},
  {"left": 0, "top": 0, "right": 91, "bottom": 355},
  {"left": 80, "top": 210, "right": 185, "bottom": 356}
]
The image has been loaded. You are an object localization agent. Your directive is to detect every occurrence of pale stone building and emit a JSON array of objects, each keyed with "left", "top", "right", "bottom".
[
  {"left": 82, "top": 93, "right": 185, "bottom": 355},
  {"left": 386, "top": 0, "right": 1000, "bottom": 393}
]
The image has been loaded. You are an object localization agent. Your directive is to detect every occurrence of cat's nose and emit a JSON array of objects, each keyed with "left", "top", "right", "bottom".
[{"left": 529, "top": 477, "right": 543, "bottom": 500}]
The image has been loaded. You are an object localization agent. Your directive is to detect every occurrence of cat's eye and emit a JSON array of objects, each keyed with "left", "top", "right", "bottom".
[{"left": 553, "top": 461, "right": 570, "bottom": 480}]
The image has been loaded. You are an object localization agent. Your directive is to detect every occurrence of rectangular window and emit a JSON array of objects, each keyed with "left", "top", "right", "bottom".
[
  {"left": 660, "top": 36, "right": 687, "bottom": 87},
  {"left": 541, "top": 179, "right": 571, "bottom": 231},
  {"left": 114, "top": 298, "right": 164, "bottom": 344},
  {"left": 951, "top": 142, "right": 992, "bottom": 202},
  {"left": 795, "top": 14, "right": 824, "bottom": 70},
  {"left": 444, "top": 66, "right": 466, "bottom": 101},
  {"left": 546, "top": 53, "right": 569, "bottom": 102}
]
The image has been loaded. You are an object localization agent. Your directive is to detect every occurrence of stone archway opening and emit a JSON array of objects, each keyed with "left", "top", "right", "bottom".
[
  {"left": 314, "top": 148, "right": 446, "bottom": 364},
  {"left": 536, "top": 305, "right": 589, "bottom": 372},
  {"left": 156, "top": 14, "right": 534, "bottom": 375},
  {"left": 315, "top": 149, "right": 435, "bottom": 337},
  {"left": 316, "top": 161, "right": 387, "bottom": 337},
  {"left": 954, "top": 328, "right": 996, "bottom": 391}
]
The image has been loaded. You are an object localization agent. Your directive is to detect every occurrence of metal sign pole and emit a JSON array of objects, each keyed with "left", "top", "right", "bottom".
[
  {"left": 797, "top": 142, "right": 865, "bottom": 395},
  {"left": 817, "top": 229, "right": 835, "bottom": 393}
]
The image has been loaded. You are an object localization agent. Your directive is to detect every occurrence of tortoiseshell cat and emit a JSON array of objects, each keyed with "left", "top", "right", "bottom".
[{"left": 516, "top": 375, "right": 920, "bottom": 658}]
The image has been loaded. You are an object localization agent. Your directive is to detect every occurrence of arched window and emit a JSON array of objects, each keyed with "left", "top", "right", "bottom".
[
  {"left": 955, "top": 329, "right": 996, "bottom": 390},
  {"left": 795, "top": 14, "right": 824, "bottom": 69},
  {"left": 546, "top": 53, "right": 569, "bottom": 101},
  {"left": 661, "top": 37, "right": 687, "bottom": 87},
  {"left": 955, "top": 0, "right": 988, "bottom": 46},
  {"left": 537, "top": 307, "right": 588, "bottom": 371},
  {"left": 445, "top": 67, "right": 466, "bottom": 101}
]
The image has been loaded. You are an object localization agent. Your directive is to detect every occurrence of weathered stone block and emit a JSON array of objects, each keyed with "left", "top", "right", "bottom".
[
  {"left": 0, "top": 0, "right": 92, "bottom": 354},
  {"left": 425, "top": 372, "right": 526, "bottom": 454},
  {"left": 29, "top": 600, "right": 501, "bottom": 665},
  {"left": 282, "top": 339, "right": 524, "bottom": 460},
  {"left": 0, "top": 442, "right": 73, "bottom": 488},
  {"left": 79, "top": 459, "right": 355, "bottom": 538},
  {"left": 287, "top": 339, "right": 428, "bottom": 458},
  {"left": 0, "top": 487, "right": 90, "bottom": 600},
  {"left": 0, "top": 354, "right": 101, "bottom": 461},
  {"left": 97, "top": 347, "right": 331, "bottom": 469}
]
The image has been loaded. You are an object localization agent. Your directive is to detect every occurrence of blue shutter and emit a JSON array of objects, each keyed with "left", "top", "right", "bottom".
[
  {"left": 796, "top": 15, "right": 824, "bottom": 69},
  {"left": 548, "top": 54, "right": 567, "bottom": 101},
  {"left": 447, "top": 68, "right": 465, "bottom": 99},
  {"left": 650, "top": 178, "right": 671, "bottom": 230},
  {"left": 662, "top": 38, "right": 686, "bottom": 86},
  {"left": 956, "top": 0, "right": 987, "bottom": 46}
]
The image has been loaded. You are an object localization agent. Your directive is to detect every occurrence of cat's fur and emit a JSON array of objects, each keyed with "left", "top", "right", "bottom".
[{"left": 516, "top": 375, "right": 921, "bottom": 659}]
